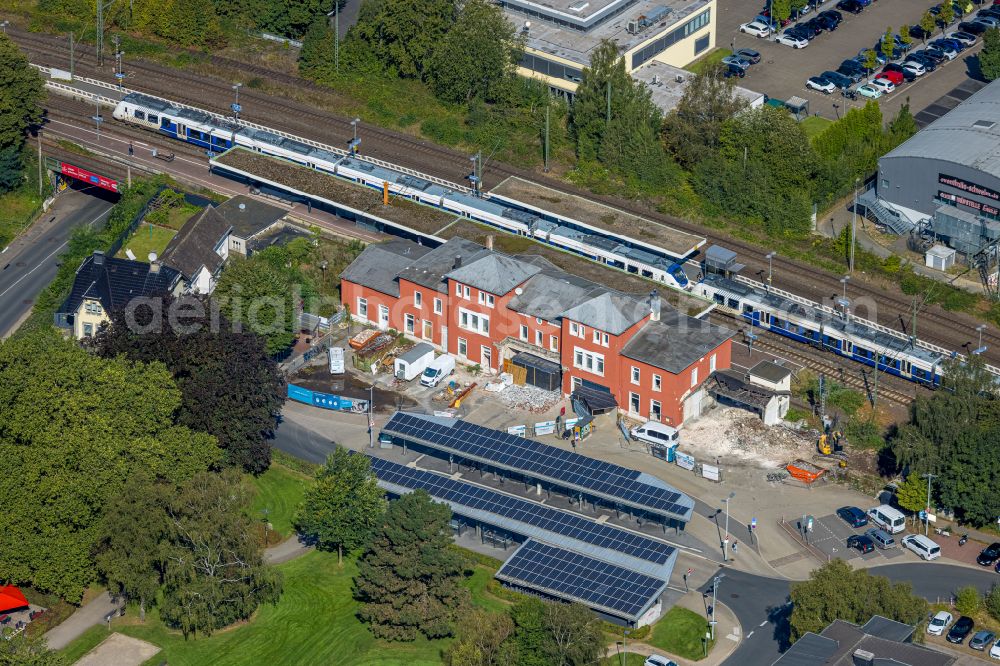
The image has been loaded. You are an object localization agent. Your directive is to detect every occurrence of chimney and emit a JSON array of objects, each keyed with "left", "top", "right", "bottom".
[
  {"left": 649, "top": 289, "right": 661, "bottom": 322},
  {"left": 851, "top": 649, "right": 875, "bottom": 666},
  {"left": 454, "top": 255, "right": 462, "bottom": 269},
  {"left": 486, "top": 234, "right": 494, "bottom": 251},
  {"left": 93, "top": 250, "right": 105, "bottom": 267}
]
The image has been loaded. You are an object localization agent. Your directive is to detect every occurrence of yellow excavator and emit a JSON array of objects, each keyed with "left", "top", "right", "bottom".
[{"left": 818, "top": 431, "right": 848, "bottom": 466}]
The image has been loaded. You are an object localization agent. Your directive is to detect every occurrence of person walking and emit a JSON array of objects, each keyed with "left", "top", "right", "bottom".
[
  {"left": 128, "top": 142, "right": 133, "bottom": 156},
  {"left": 732, "top": 540, "right": 738, "bottom": 555}
]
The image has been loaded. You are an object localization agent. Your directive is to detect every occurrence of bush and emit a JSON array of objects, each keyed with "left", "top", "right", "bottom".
[
  {"left": 956, "top": 586, "right": 983, "bottom": 616},
  {"left": 986, "top": 585, "right": 1000, "bottom": 622}
]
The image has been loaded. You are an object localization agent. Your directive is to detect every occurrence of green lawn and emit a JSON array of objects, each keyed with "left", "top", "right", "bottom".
[
  {"left": 116, "top": 224, "right": 176, "bottom": 261},
  {"left": 649, "top": 607, "right": 715, "bottom": 660},
  {"left": 0, "top": 187, "right": 42, "bottom": 248},
  {"left": 801, "top": 115, "right": 834, "bottom": 140},
  {"left": 601, "top": 653, "right": 648, "bottom": 666},
  {"left": 684, "top": 48, "right": 732, "bottom": 75},
  {"left": 250, "top": 463, "right": 310, "bottom": 539}
]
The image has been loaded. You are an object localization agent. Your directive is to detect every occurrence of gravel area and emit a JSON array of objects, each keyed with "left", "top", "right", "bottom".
[
  {"left": 215, "top": 148, "right": 458, "bottom": 235},
  {"left": 680, "top": 407, "right": 817, "bottom": 468}
]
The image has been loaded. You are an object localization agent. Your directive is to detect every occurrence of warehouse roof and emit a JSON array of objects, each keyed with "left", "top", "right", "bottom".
[{"left": 882, "top": 78, "right": 1000, "bottom": 179}]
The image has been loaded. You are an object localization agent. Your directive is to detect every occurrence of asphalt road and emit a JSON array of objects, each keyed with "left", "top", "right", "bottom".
[
  {"left": 272, "top": 414, "right": 339, "bottom": 464},
  {"left": 0, "top": 185, "right": 115, "bottom": 337}
]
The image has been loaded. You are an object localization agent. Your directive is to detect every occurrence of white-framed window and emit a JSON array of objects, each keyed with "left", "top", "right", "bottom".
[
  {"left": 653, "top": 374, "right": 662, "bottom": 391},
  {"left": 550, "top": 335, "right": 558, "bottom": 352},
  {"left": 535, "top": 330, "right": 543, "bottom": 346},
  {"left": 84, "top": 302, "right": 103, "bottom": 315},
  {"left": 602, "top": 332, "right": 609, "bottom": 346},
  {"left": 573, "top": 347, "right": 604, "bottom": 376},
  {"left": 405, "top": 314, "right": 415, "bottom": 334},
  {"left": 357, "top": 297, "right": 368, "bottom": 319},
  {"left": 434, "top": 298, "right": 443, "bottom": 314},
  {"left": 579, "top": 324, "right": 586, "bottom": 338},
  {"left": 691, "top": 367, "right": 699, "bottom": 387},
  {"left": 520, "top": 324, "right": 529, "bottom": 341},
  {"left": 414, "top": 292, "right": 422, "bottom": 308},
  {"left": 455, "top": 282, "right": 462, "bottom": 296},
  {"left": 422, "top": 320, "right": 433, "bottom": 340},
  {"left": 481, "top": 345, "right": 492, "bottom": 368},
  {"left": 478, "top": 292, "right": 495, "bottom": 308},
  {"left": 631, "top": 366, "right": 640, "bottom": 385},
  {"left": 458, "top": 337, "right": 468, "bottom": 358},
  {"left": 570, "top": 322, "right": 579, "bottom": 336},
  {"left": 650, "top": 400, "right": 661, "bottom": 422},
  {"left": 710, "top": 354, "right": 717, "bottom": 372},
  {"left": 458, "top": 307, "right": 489, "bottom": 335},
  {"left": 629, "top": 392, "right": 640, "bottom": 413},
  {"left": 83, "top": 322, "right": 94, "bottom": 337},
  {"left": 464, "top": 286, "right": 470, "bottom": 299},
  {"left": 592, "top": 329, "right": 600, "bottom": 344}
]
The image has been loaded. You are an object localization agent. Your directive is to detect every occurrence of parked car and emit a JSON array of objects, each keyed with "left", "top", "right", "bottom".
[
  {"left": 883, "top": 62, "right": 918, "bottom": 81},
  {"left": 976, "top": 13, "right": 1000, "bottom": 26},
  {"left": 859, "top": 48, "right": 888, "bottom": 65},
  {"left": 926, "top": 45, "right": 957, "bottom": 60},
  {"left": 836, "top": 0, "right": 864, "bottom": 13},
  {"left": 740, "top": 20, "right": 772, "bottom": 37},
  {"left": 847, "top": 534, "right": 876, "bottom": 553},
  {"left": 812, "top": 14, "right": 839, "bottom": 30},
  {"left": 775, "top": 32, "right": 809, "bottom": 47},
  {"left": 902, "top": 60, "right": 927, "bottom": 76},
  {"left": 959, "top": 20, "right": 989, "bottom": 33},
  {"left": 990, "top": 636, "right": 1000, "bottom": 659},
  {"left": 788, "top": 23, "right": 818, "bottom": 39},
  {"left": 644, "top": 656, "right": 678, "bottom": 666},
  {"left": 947, "top": 616, "right": 975, "bottom": 644},
  {"left": 804, "top": 16, "right": 829, "bottom": 33},
  {"left": 878, "top": 69, "right": 904, "bottom": 85},
  {"left": 858, "top": 84, "right": 883, "bottom": 98},
  {"left": 906, "top": 54, "right": 938, "bottom": 71},
  {"left": 977, "top": 542, "right": 1000, "bottom": 566},
  {"left": 910, "top": 24, "right": 933, "bottom": 39},
  {"left": 822, "top": 70, "right": 855, "bottom": 88},
  {"left": 947, "top": 30, "right": 979, "bottom": 45},
  {"left": 972, "top": 631, "right": 997, "bottom": 650},
  {"left": 735, "top": 48, "right": 762, "bottom": 63},
  {"left": 902, "top": 533, "right": 941, "bottom": 560},
  {"left": 722, "top": 55, "right": 752, "bottom": 70},
  {"left": 927, "top": 611, "right": 954, "bottom": 636},
  {"left": 837, "top": 506, "right": 869, "bottom": 527},
  {"left": 723, "top": 63, "right": 746, "bottom": 78},
  {"left": 865, "top": 527, "right": 896, "bottom": 549},
  {"left": 807, "top": 75, "right": 836, "bottom": 93},
  {"left": 838, "top": 61, "right": 866, "bottom": 82},
  {"left": 871, "top": 77, "right": 896, "bottom": 94},
  {"left": 820, "top": 8, "right": 843, "bottom": 22},
  {"left": 914, "top": 48, "right": 946, "bottom": 63}
]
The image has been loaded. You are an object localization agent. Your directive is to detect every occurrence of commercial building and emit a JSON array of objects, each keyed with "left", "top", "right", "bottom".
[
  {"left": 340, "top": 236, "right": 733, "bottom": 426},
  {"left": 773, "top": 616, "right": 953, "bottom": 666},
  {"left": 502, "top": 0, "right": 716, "bottom": 98}
]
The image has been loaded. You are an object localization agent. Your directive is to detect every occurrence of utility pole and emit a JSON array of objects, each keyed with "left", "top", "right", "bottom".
[
  {"left": 368, "top": 384, "right": 375, "bottom": 448},
  {"left": 69, "top": 32, "right": 75, "bottom": 79},
  {"left": 606, "top": 81, "right": 611, "bottom": 125},
  {"left": 710, "top": 575, "right": 724, "bottom": 640},
  {"left": 722, "top": 492, "right": 735, "bottom": 562},
  {"left": 923, "top": 473, "right": 937, "bottom": 536},
  {"left": 543, "top": 105, "right": 550, "bottom": 173},
  {"left": 850, "top": 177, "right": 859, "bottom": 272},
  {"left": 335, "top": 0, "right": 339, "bottom": 74},
  {"left": 37, "top": 132, "right": 42, "bottom": 196},
  {"left": 96, "top": 0, "right": 104, "bottom": 67}
]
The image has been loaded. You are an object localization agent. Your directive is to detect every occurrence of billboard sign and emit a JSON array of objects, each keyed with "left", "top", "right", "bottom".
[
  {"left": 60, "top": 162, "right": 119, "bottom": 192},
  {"left": 939, "top": 173, "right": 1000, "bottom": 201},
  {"left": 676, "top": 452, "right": 695, "bottom": 471},
  {"left": 939, "top": 190, "right": 1000, "bottom": 217}
]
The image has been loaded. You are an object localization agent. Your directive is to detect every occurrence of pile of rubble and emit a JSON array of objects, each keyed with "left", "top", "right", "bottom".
[
  {"left": 493, "top": 383, "right": 562, "bottom": 413},
  {"left": 681, "top": 408, "right": 816, "bottom": 468}
]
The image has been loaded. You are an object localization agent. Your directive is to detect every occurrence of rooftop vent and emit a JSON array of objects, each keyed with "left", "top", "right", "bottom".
[
  {"left": 238, "top": 202, "right": 246, "bottom": 211},
  {"left": 568, "top": 0, "right": 589, "bottom": 12},
  {"left": 973, "top": 119, "right": 996, "bottom": 129},
  {"left": 93, "top": 250, "right": 105, "bottom": 266}
]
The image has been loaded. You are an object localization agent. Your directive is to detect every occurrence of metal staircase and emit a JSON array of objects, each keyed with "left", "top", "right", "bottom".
[{"left": 857, "top": 191, "right": 914, "bottom": 235}]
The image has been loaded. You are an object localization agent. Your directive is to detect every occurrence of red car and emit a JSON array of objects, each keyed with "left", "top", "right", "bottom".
[{"left": 878, "top": 70, "right": 904, "bottom": 86}]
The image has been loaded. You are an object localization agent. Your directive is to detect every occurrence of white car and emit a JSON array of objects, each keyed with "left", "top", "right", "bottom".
[
  {"left": 902, "top": 60, "right": 926, "bottom": 76},
  {"left": 775, "top": 33, "right": 809, "bottom": 48},
  {"left": 644, "top": 656, "right": 678, "bottom": 666},
  {"left": 976, "top": 15, "right": 1000, "bottom": 27},
  {"left": 871, "top": 77, "right": 896, "bottom": 94},
  {"left": 740, "top": 20, "right": 772, "bottom": 37},
  {"left": 927, "top": 611, "right": 953, "bottom": 636},
  {"left": 806, "top": 76, "right": 836, "bottom": 93},
  {"left": 990, "top": 636, "right": 1000, "bottom": 659}
]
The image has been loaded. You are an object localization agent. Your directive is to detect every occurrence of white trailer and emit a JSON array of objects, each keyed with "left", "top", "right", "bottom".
[
  {"left": 394, "top": 343, "right": 435, "bottom": 382},
  {"left": 328, "top": 347, "right": 345, "bottom": 374}
]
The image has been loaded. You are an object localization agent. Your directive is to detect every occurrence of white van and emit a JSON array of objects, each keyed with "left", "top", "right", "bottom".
[
  {"left": 901, "top": 534, "right": 941, "bottom": 560},
  {"left": 420, "top": 354, "right": 456, "bottom": 387},
  {"left": 867, "top": 505, "right": 906, "bottom": 534},
  {"left": 630, "top": 421, "right": 679, "bottom": 447}
]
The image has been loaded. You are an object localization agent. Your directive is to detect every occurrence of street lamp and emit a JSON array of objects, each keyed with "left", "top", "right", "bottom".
[
  {"left": 349, "top": 117, "right": 361, "bottom": 155},
  {"left": 367, "top": 384, "right": 375, "bottom": 448},
  {"left": 620, "top": 628, "right": 630, "bottom": 666},
  {"left": 840, "top": 274, "right": 850, "bottom": 302},
  {"left": 922, "top": 473, "right": 937, "bottom": 536},
  {"left": 231, "top": 83, "right": 242, "bottom": 123},
  {"left": 765, "top": 252, "right": 776, "bottom": 292},
  {"left": 710, "top": 574, "right": 725, "bottom": 640},
  {"left": 722, "top": 492, "right": 735, "bottom": 562},
  {"left": 92, "top": 99, "right": 103, "bottom": 142},
  {"left": 973, "top": 324, "right": 988, "bottom": 355},
  {"left": 114, "top": 49, "right": 125, "bottom": 90}
]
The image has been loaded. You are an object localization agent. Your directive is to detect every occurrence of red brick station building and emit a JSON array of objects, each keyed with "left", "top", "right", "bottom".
[{"left": 340, "top": 237, "right": 733, "bottom": 427}]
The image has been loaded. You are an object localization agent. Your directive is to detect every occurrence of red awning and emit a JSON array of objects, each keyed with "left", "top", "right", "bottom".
[{"left": 0, "top": 586, "right": 28, "bottom": 613}]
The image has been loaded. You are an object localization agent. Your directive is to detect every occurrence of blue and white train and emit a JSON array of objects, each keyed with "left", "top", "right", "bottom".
[
  {"left": 112, "top": 93, "right": 692, "bottom": 289},
  {"left": 696, "top": 274, "right": 945, "bottom": 386}
]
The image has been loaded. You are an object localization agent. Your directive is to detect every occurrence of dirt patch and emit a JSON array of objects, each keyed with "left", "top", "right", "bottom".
[
  {"left": 291, "top": 365, "right": 417, "bottom": 411},
  {"left": 680, "top": 407, "right": 818, "bottom": 469}
]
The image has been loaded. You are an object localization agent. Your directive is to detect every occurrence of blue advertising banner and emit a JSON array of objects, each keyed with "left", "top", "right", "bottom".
[
  {"left": 287, "top": 384, "right": 314, "bottom": 404},
  {"left": 287, "top": 384, "right": 370, "bottom": 413}
]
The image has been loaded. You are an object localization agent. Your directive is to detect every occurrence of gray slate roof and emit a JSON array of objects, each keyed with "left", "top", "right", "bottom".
[
  {"left": 750, "top": 360, "right": 792, "bottom": 384},
  {"left": 58, "top": 252, "right": 182, "bottom": 318},
  {"left": 340, "top": 240, "right": 431, "bottom": 297},
  {"left": 445, "top": 253, "right": 542, "bottom": 296},
  {"left": 214, "top": 195, "right": 287, "bottom": 239},
  {"left": 773, "top": 618, "right": 953, "bottom": 666},
  {"left": 621, "top": 310, "right": 734, "bottom": 374},
  {"left": 396, "top": 237, "right": 491, "bottom": 293},
  {"left": 160, "top": 206, "right": 229, "bottom": 279},
  {"left": 508, "top": 271, "right": 606, "bottom": 322},
  {"left": 561, "top": 291, "right": 650, "bottom": 336},
  {"left": 881, "top": 78, "right": 1000, "bottom": 180}
]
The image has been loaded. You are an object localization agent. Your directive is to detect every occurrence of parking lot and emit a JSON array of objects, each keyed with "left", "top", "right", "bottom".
[
  {"left": 716, "top": 0, "right": 987, "bottom": 119},
  {"left": 807, "top": 512, "right": 910, "bottom": 561}
]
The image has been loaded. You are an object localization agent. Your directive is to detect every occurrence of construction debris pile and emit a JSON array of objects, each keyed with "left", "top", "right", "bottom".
[
  {"left": 681, "top": 408, "right": 816, "bottom": 468},
  {"left": 492, "top": 382, "right": 562, "bottom": 413}
]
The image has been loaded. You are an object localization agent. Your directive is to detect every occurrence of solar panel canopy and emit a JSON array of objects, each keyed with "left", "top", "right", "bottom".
[
  {"left": 382, "top": 412, "right": 693, "bottom": 521},
  {"left": 495, "top": 539, "right": 668, "bottom": 620}
]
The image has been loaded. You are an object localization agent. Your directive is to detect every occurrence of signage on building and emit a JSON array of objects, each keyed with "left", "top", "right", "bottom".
[
  {"left": 676, "top": 451, "right": 696, "bottom": 471},
  {"left": 939, "top": 173, "right": 1000, "bottom": 202},
  {"left": 60, "top": 162, "right": 119, "bottom": 192},
  {"left": 938, "top": 190, "right": 1000, "bottom": 217}
]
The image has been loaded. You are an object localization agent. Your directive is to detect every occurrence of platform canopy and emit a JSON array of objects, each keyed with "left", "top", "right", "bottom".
[{"left": 0, "top": 586, "right": 28, "bottom": 613}]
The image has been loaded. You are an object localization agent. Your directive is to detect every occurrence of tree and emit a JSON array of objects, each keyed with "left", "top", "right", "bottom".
[
  {"left": 888, "top": 102, "right": 918, "bottom": 143},
  {"left": 94, "top": 474, "right": 169, "bottom": 622},
  {"left": 0, "top": 632, "right": 65, "bottom": 665},
  {"left": 920, "top": 10, "right": 937, "bottom": 44},
  {"left": 542, "top": 602, "right": 606, "bottom": 666},
  {"left": 260, "top": 0, "right": 329, "bottom": 39},
  {"left": 0, "top": 332, "right": 220, "bottom": 601},
  {"left": 444, "top": 609, "right": 517, "bottom": 666},
  {"left": 662, "top": 64, "right": 747, "bottom": 170},
  {"left": 510, "top": 598, "right": 549, "bottom": 666},
  {"left": 956, "top": 586, "right": 983, "bottom": 615},
  {"left": 940, "top": 0, "right": 955, "bottom": 28},
  {"left": 981, "top": 28, "right": 1000, "bottom": 81},
  {"left": 294, "top": 447, "right": 386, "bottom": 563},
  {"left": 895, "top": 474, "right": 928, "bottom": 515},
  {"left": 354, "top": 489, "right": 470, "bottom": 640},
  {"left": 347, "top": 0, "right": 456, "bottom": 80},
  {"left": 159, "top": 470, "right": 283, "bottom": 637},
  {"left": 892, "top": 357, "right": 1000, "bottom": 526},
  {"left": 429, "top": 0, "right": 523, "bottom": 104},
  {"left": 789, "top": 560, "right": 928, "bottom": 640},
  {"left": 880, "top": 29, "right": 896, "bottom": 69},
  {"left": 861, "top": 49, "right": 880, "bottom": 76},
  {"left": 899, "top": 25, "right": 913, "bottom": 50},
  {"left": 299, "top": 20, "right": 340, "bottom": 83},
  {"left": 0, "top": 34, "right": 44, "bottom": 194},
  {"left": 93, "top": 294, "right": 285, "bottom": 473},
  {"left": 0, "top": 145, "right": 22, "bottom": 192},
  {"left": 213, "top": 254, "right": 298, "bottom": 355},
  {"left": 771, "top": 0, "right": 792, "bottom": 24},
  {"left": 790, "top": 0, "right": 807, "bottom": 19},
  {"left": 569, "top": 39, "right": 634, "bottom": 162},
  {"left": 985, "top": 584, "right": 1000, "bottom": 622}
]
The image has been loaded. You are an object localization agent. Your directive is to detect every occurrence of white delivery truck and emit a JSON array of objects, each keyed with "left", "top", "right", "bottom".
[
  {"left": 328, "top": 347, "right": 345, "bottom": 374},
  {"left": 421, "top": 354, "right": 456, "bottom": 387},
  {"left": 394, "top": 343, "right": 435, "bottom": 382}
]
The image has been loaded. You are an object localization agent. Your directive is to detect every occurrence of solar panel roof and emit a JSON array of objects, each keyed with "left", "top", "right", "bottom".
[
  {"left": 367, "top": 456, "right": 675, "bottom": 577},
  {"left": 495, "top": 539, "right": 668, "bottom": 620},
  {"left": 381, "top": 412, "right": 694, "bottom": 521}
]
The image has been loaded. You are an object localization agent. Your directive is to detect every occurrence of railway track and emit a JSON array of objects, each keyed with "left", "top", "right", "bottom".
[{"left": 12, "top": 26, "right": 1000, "bottom": 363}]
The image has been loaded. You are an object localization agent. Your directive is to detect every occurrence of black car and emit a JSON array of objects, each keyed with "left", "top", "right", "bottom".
[
  {"left": 980, "top": 7, "right": 1000, "bottom": 20},
  {"left": 914, "top": 48, "right": 946, "bottom": 64},
  {"left": 723, "top": 63, "right": 746, "bottom": 79},
  {"left": 909, "top": 24, "right": 933, "bottom": 39},
  {"left": 847, "top": 534, "right": 875, "bottom": 554},
  {"left": 838, "top": 61, "right": 866, "bottom": 82},
  {"left": 836, "top": 0, "right": 864, "bottom": 13},
  {"left": 816, "top": 14, "right": 839, "bottom": 30},
  {"left": 789, "top": 23, "right": 818, "bottom": 39},
  {"left": 822, "top": 70, "right": 854, "bottom": 88},
  {"left": 883, "top": 62, "right": 918, "bottom": 81},
  {"left": 804, "top": 17, "right": 829, "bottom": 33},
  {"left": 960, "top": 20, "right": 989, "bottom": 33},
  {"left": 977, "top": 542, "right": 1000, "bottom": 566},
  {"left": 947, "top": 616, "right": 975, "bottom": 644},
  {"left": 820, "top": 8, "right": 843, "bottom": 23},
  {"left": 906, "top": 53, "right": 939, "bottom": 71},
  {"left": 837, "top": 506, "right": 869, "bottom": 528}
]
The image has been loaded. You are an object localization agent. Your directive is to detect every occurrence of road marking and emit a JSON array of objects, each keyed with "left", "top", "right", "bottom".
[
  {"left": 746, "top": 631, "right": 754, "bottom": 638},
  {"left": 759, "top": 620, "right": 768, "bottom": 627},
  {"left": 0, "top": 206, "right": 112, "bottom": 302}
]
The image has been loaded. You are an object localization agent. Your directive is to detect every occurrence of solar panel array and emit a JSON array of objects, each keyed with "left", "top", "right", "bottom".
[
  {"left": 383, "top": 412, "right": 691, "bottom": 519},
  {"left": 496, "top": 539, "right": 667, "bottom": 618},
  {"left": 368, "top": 456, "right": 674, "bottom": 566}
]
